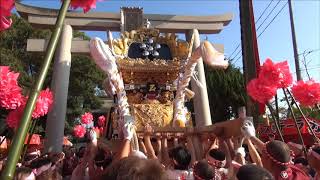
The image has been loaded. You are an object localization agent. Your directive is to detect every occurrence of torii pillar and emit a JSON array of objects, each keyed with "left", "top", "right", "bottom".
[
  {"left": 186, "top": 29, "right": 212, "bottom": 127},
  {"left": 186, "top": 29, "right": 210, "bottom": 160},
  {"left": 45, "top": 24, "right": 73, "bottom": 153}
]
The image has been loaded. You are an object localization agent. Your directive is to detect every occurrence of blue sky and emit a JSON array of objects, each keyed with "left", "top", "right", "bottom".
[{"left": 21, "top": 0, "right": 320, "bottom": 81}]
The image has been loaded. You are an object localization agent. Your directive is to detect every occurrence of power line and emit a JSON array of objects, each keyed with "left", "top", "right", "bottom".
[
  {"left": 236, "top": 66, "right": 320, "bottom": 76},
  {"left": 299, "top": 48, "right": 320, "bottom": 70},
  {"left": 233, "top": 53, "right": 243, "bottom": 64},
  {"left": 228, "top": 0, "right": 275, "bottom": 60},
  {"left": 298, "top": 49, "right": 320, "bottom": 56},
  {"left": 292, "top": 66, "right": 320, "bottom": 73},
  {"left": 258, "top": 2, "right": 288, "bottom": 38},
  {"left": 233, "top": 2, "right": 288, "bottom": 66},
  {"left": 229, "top": 48, "right": 242, "bottom": 62},
  {"left": 256, "top": 0, "right": 281, "bottom": 31},
  {"left": 255, "top": 0, "right": 275, "bottom": 23},
  {"left": 228, "top": 45, "right": 241, "bottom": 61}
]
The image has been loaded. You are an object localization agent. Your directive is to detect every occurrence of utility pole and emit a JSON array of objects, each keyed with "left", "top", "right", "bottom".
[
  {"left": 239, "top": 0, "right": 260, "bottom": 122},
  {"left": 288, "top": 0, "right": 301, "bottom": 80}
]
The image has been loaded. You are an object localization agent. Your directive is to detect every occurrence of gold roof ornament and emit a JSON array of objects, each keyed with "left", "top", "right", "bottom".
[
  {"left": 112, "top": 28, "right": 189, "bottom": 60},
  {"left": 112, "top": 28, "right": 190, "bottom": 85}
]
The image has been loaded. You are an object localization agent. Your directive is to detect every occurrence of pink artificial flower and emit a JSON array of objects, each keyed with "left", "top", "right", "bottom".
[
  {"left": 0, "top": 0, "right": 15, "bottom": 31},
  {"left": 98, "top": 115, "right": 106, "bottom": 127},
  {"left": 0, "top": 16, "right": 12, "bottom": 31},
  {"left": 73, "top": 125, "right": 86, "bottom": 138},
  {"left": 68, "top": 0, "right": 97, "bottom": 13},
  {"left": 0, "top": 66, "right": 25, "bottom": 109},
  {"left": 6, "top": 106, "right": 24, "bottom": 129},
  {"left": 247, "top": 78, "right": 277, "bottom": 104},
  {"left": 0, "top": 0, "right": 14, "bottom": 16},
  {"left": 258, "top": 58, "right": 293, "bottom": 88},
  {"left": 81, "top": 112, "right": 93, "bottom": 124},
  {"left": 31, "top": 88, "right": 54, "bottom": 118},
  {"left": 291, "top": 80, "right": 320, "bottom": 107}
]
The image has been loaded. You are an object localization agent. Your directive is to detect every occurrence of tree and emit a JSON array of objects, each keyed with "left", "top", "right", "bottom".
[
  {"left": 65, "top": 54, "right": 105, "bottom": 134},
  {"left": 205, "top": 64, "right": 246, "bottom": 122},
  {"left": 0, "top": 15, "right": 105, "bottom": 136}
]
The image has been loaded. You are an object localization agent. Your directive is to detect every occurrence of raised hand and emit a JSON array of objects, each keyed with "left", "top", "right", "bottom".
[
  {"left": 144, "top": 124, "right": 154, "bottom": 136},
  {"left": 123, "top": 121, "right": 134, "bottom": 141},
  {"left": 89, "top": 129, "right": 97, "bottom": 142},
  {"left": 241, "top": 119, "right": 256, "bottom": 138}
]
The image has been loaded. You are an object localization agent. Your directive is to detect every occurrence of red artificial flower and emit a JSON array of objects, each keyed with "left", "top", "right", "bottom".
[
  {"left": 73, "top": 125, "right": 86, "bottom": 138},
  {"left": 247, "top": 78, "right": 277, "bottom": 104},
  {"left": 81, "top": 112, "right": 93, "bottom": 124},
  {"left": 0, "top": 66, "right": 25, "bottom": 109},
  {"left": 6, "top": 106, "right": 24, "bottom": 129},
  {"left": 259, "top": 58, "right": 293, "bottom": 88},
  {"left": 0, "top": 0, "right": 15, "bottom": 31},
  {"left": 291, "top": 80, "right": 320, "bottom": 107},
  {"left": 68, "top": 0, "right": 97, "bottom": 13},
  {"left": 98, "top": 115, "right": 106, "bottom": 127},
  {"left": 32, "top": 88, "right": 54, "bottom": 118}
]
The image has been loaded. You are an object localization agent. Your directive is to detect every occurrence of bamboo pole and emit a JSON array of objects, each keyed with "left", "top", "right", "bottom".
[
  {"left": 21, "top": 120, "right": 38, "bottom": 162},
  {"left": 275, "top": 94, "right": 280, "bottom": 121},
  {"left": 266, "top": 103, "right": 285, "bottom": 142},
  {"left": 282, "top": 88, "right": 307, "bottom": 154},
  {"left": 0, "top": 0, "right": 71, "bottom": 179},
  {"left": 286, "top": 89, "right": 320, "bottom": 143}
]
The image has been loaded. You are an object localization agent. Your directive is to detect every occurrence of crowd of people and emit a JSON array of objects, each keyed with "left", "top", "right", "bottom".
[{"left": 0, "top": 119, "right": 319, "bottom": 180}]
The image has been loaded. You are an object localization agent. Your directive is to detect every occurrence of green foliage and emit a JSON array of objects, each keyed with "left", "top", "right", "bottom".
[
  {"left": 290, "top": 106, "right": 320, "bottom": 120},
  {"left": 277, "top": 96, "right": 320, "bottom": 120},
  {"left": 205, "top": 64, "right": 246, "bottom": 122},
  {"left": 0, "top": 15, "right": 105, "bottom": 136},
  {"left": 66, "top": 54, "right": 105, "bottom": 129}
]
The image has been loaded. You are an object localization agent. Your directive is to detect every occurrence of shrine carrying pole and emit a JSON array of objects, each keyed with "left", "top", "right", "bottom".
[{"left": 1, "top": 0, "right": 71, "bottom": 179}]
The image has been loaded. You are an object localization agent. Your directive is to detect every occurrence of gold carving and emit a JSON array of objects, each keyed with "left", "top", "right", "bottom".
[
  {"left": 132, "top": 104, "right": 173, "bottom": 129},
  {"left": 113, "top": 37, "right": 130, "bottom": 56},
  {"left": 157, "top": 33, "right": 189, "bottom": 59},
  {"left": 127, "top": 92, "right": 144, "bottom": 104},
  {"left": 159, "top": 91, "right": 173, "bottom": 104},
  {"left": 112, "top": 28, "right": 189, "bottom": 59},
  {"left": 117, "top": 58, "right": 180, "bottom": 84},
  {"left": 141, "top": 99, "right": 160, "bottom": 104}
]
